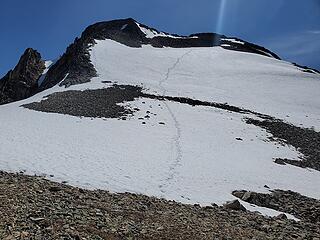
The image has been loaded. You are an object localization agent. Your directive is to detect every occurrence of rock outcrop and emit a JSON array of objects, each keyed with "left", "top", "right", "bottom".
[{"left": 0, "top": 48, "right": 45, "bottom": 104}]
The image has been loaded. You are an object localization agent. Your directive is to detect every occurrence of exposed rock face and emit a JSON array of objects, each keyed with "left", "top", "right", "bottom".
[
  {"left": 0, "top": 48, "right": 45, "bottom": 104},
  {"left": 40, "top": 18, "right": 147, "bottom": 90}
]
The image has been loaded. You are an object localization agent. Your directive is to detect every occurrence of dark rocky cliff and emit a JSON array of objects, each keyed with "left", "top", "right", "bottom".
[{"left": 0, "top": 48, "right": 45, "bottom": 104}]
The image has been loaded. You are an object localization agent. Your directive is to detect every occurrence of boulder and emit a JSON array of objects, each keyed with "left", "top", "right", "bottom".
[{"left": 223, "top": 200, "right": 246, "bottom": 211}]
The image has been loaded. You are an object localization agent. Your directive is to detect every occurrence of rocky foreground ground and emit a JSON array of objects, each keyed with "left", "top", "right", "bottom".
[{"left": 0, "top": 171, "right": 319, "bottom": 240}]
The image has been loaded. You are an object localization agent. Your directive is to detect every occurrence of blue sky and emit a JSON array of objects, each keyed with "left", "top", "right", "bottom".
[{"left": 0, "top": 0, "right": 319, "bottom": 77}]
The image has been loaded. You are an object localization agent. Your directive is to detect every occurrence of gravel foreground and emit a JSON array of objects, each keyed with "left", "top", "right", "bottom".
[{"left": 0, "top": 172, "right": 319, "bottom": 240}]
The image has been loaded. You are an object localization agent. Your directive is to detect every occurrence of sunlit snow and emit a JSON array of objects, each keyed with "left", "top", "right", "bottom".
[{"left": 1, "top": 38, "right": 320, "bottom": 219}]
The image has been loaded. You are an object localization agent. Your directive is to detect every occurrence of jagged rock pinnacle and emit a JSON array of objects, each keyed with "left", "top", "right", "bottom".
[{"left": 0, "top": 48, "right": 45, "bottom": 104}]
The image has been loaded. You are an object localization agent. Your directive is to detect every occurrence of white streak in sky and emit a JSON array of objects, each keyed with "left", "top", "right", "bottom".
[
  {"left": 216, "top": 0, "right": 227, "bottom": 34},
  {"left": 308, "top": 30, "right": 320, "bottom": 34}
]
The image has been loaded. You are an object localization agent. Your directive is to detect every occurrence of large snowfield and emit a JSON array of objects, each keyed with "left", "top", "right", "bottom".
[{"left": 1, "top": 38, "right": 320, "bottom": 218}]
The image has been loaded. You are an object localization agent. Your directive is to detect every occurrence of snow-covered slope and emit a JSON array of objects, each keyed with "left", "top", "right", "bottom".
[
  {"left": 91, "top": 39, "right": 320, "bottom": 130},
  {"left": 1, "top": 19, "right": 320, "bottom": 218}
]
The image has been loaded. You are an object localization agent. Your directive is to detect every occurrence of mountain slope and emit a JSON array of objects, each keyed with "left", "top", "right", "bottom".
[
  {"left": 0, "top": 18, "right": 320, "bottom": 219},
  {"left": 40, "top": 18, "right": 282, "bottom": 91}
]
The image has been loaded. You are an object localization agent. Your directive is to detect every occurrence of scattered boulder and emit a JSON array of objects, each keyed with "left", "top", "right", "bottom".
[
  {"left": 232, "top": 190, "right": 246, "bottom": 199},
  {"left": 274, "top": 213, "right": 288, "bottom": 220},
  {"left": 242, "top": 191, "right": 252, "bottom": 201},
  {"left": 223, "top": 200, "right": 246, "bottom": 211},
  {"left": 48, "top": 186, "right": 62, "bottom": 192},
  {"left": 274, "top": 158, "right": 287, "bottom": 165}
]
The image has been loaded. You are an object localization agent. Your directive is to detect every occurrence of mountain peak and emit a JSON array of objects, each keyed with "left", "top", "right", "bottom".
[
  {"left": 39, "top": 18, "right": 283, "bottom": 91},
  {"left": 1, "top": 18, "right": 317, "bottom": 106}
]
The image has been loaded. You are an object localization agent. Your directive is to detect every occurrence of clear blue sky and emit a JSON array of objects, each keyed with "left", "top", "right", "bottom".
[{"left": 1, "top": 0, "right": 319, "bottom": 77}]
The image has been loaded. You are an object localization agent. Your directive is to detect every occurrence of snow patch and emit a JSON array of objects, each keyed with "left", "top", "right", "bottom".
[
  {"left": 121, "top": 24, "right": 128, "bottom": 31},
  {"left": 242, "top": 201, "right": 300, "bottom": 221},
  {"left": 135, "top": 22, "right": 198, "bottom": 39},
  {"left": 38, "top": 60, "right": 54, "bottom": 86},
  {"left": 222, "top": 38, "right": 245, "bottom": 45}
]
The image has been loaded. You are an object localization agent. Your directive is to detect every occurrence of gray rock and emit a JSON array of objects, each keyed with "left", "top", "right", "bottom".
[
  {"left": 242, "top": 191, "right": 252, "bottom": 201},
  {"left": 223, "top": 200, "right": 246, "bottom": 211},
  {"left": 274, "top": 213, "right": 288, "bottom": 220},
  {"left": 48, "top": 186, "right": 62, "bottom": 192},
  {"left": 232, "top": 190, "right": 245, "bottom": 199}
]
